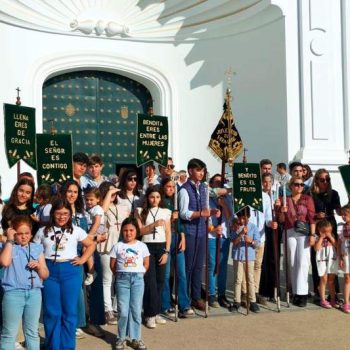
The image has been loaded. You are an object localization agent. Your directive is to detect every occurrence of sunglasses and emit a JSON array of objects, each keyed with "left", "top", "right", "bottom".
[
  {"left": 293, "top": 182, "right": 305, "bottom": 187},
  {"left": 127, "top": 176, "right": 137, "bottom": 182},
  {"left": 318, "top": 177, "right": 330, "bottom": 184},
  {"left": 166, "top": 164, "right": 175, "bottom": 169}
]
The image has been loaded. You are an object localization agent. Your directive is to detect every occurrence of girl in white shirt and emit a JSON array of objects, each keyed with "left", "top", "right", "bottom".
[
  {"left": 110, "top": 217, "right": 150, "bottom": 350},
  {"left": 136, "top": 186, "right": 171, "bottom": 329},
  {"left": 34, "top": 199, "right": 95, "bottom": 350}
]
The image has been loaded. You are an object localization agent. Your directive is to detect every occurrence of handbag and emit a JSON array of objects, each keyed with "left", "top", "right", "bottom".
[
  {"left": 288, "top": 197, "right": 310, "bottom": 236},
  {"left": 294, "top": 220, "right": 310, "bottom": 235}
]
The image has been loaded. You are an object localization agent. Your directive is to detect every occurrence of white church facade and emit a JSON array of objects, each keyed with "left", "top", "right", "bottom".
[{"left": 0, "top": 0, "right": 348, "bottom": 201}]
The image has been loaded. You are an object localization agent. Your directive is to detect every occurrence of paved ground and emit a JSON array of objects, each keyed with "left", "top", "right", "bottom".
[
  {"left": 76, "top": 301, "right": 350, "bottom": 350},
  {"left": 76, "top": 251, "right": 349, "bottom": 349}
]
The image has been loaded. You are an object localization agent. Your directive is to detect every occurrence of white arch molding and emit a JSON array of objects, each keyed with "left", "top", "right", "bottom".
[{"left": 27, "top": 50, "right": 178, "bottom": 161}]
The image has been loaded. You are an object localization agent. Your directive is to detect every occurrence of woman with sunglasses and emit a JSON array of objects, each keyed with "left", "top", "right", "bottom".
[
  {"left": 277, "top": 176, "right": 316, "bottom": 307},
  {"left": 310, "top": 169, "right": 341, "bottom": 302},
  {"left": 34, "top": 199, "right": 95, "bottom": 350},
  {"left": 117, "top": 170, "right": 140, "bottom": 216}
]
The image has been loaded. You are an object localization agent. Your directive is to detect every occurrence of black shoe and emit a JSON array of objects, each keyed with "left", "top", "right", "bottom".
[
  {"left": 298, "top": 295, "right": 307, "bottom": 307},
  {"left": 249, "top": 302, "right": 260, "bottom": 313},
  {"left": 218, "top": 295, "right": 232, "bottom": 308},
  {"left": 229, "top": 302, "right": 241, "bottom": 313},
  {"left": 292, "top": 295, "right": 301, "bottom": 306}
]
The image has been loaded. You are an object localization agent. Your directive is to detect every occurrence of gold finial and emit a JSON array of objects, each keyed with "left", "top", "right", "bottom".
[
  {"left": 48, "top": 119, "right": 57, "bottom": 135},
  {"left": 16, "top": 87, "right": 21, "bottom": 106},
  {"left": 147, "top": 98, "right": 154, "bottom": 116},
  {"left": 243, "top": 148, "right": 248, "bottom": 164}
]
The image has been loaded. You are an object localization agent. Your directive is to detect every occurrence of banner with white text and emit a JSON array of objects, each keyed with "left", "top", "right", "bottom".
[
  {"left": 4, "top": 103, "right": 36, "bottom": 168},
  {"left": 36, "top": 134, "right": 73, "bottom": 185},
  {"left": 136, "top": 113, "right": 168, "bottom": 167}
]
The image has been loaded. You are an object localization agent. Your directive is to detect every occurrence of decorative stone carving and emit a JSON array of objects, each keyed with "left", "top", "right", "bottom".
[{"left": 70, "top": 19, "right": 129, "bottom": 37}]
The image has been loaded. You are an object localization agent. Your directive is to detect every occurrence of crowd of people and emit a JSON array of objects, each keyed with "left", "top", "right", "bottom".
[{"left": 0, "top": 153, "right": 349, "bottom": 350}]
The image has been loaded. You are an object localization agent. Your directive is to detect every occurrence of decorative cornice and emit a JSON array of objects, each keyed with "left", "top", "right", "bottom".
[{"left": 0, "top": 0, "right": 281, "bottom": 41}]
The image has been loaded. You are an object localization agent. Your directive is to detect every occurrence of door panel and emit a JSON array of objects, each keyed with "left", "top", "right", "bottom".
[{"left": 43, "top": 71, "right": 151, "bottom": 173}]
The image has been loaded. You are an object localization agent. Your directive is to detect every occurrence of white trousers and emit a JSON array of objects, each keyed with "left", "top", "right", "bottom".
[
  {"left": 100, "top": 253, "right": 116, "bottom": 312},
  {"left": 287, "top": 228, "right": 310, "bottom": 295}
]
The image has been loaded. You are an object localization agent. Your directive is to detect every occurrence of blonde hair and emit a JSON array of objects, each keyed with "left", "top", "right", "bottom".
[{"left": 310, "top": 168, "right": 332, "bottom": 195}]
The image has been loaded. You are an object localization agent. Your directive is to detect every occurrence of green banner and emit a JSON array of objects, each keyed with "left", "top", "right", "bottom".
[
  {"left": 36, "top": 134, "right": 73, "bottom": 185},
  {"left": 4, "top": 103, "right": 37, "bottom": 168},
  {"left": 136, "top": 113, "right": 168, "bottom": 167},
  {"left": 339, "top": 164, "right": 350, "bottom": 196},
  {"left": 232, "top": 163, "right": 263, "bottom": 213}
]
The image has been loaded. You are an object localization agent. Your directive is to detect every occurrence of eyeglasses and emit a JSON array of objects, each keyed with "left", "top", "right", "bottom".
[
  {"left": 167, "top": 164, "right": 175, "bottom": 169},
  {"left": 293, "top": 183, "right": 305, "bottom": 187},
  {"left": 127, "top": 176, "right": 137, "bottom": 182},
  {"left": 318, "top": 177, "right": 330, "bottom": 184},
  {"left": 54, "top": 212, "right": 70, "bottom": 218}
]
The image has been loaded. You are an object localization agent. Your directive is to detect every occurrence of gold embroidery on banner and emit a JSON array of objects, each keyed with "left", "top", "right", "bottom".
[
  {"left": 121, "top": 106, "right": 128, "bottom": 119},
  {"left": 65, "top": 103, "right": 76, "bottom": 117}
]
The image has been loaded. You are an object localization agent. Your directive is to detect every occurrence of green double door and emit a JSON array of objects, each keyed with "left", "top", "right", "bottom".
[{"left": 43, "top": 71, "right": 152, "bottom": 174}]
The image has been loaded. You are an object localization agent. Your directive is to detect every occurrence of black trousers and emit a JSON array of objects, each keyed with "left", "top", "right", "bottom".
[
  {"left": 260, "top": 226, "right": 281, "bottom": 298},
  {"left": 143, "top": 242, "right": 166, "bottom": 317}
]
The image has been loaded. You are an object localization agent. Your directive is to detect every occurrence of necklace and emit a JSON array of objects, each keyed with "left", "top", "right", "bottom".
[
  {"left": 149, "top": 207, "right": 160, "bottom": 239},
  {"left": 109, "top": 206, "right": 120, "bottom": 230},
  {"left": 24, "top": 243, "right": 35, "bottom": 288}
]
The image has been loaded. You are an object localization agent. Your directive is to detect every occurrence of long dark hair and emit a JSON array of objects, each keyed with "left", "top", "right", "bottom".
[
  {"left": 120, "top": 217, "right": 141, "bottom": 239},
  {"left": 44, "top": 198, "right": 73, "bottom": 236},
  {"left": 99, "top": 181, "right": 118, "bottom": 205},
  {"left": 160, "top": 177, "right": 174, "bottom": 200},
  {"left": 59, "top": 180, "right": 85, "bottom": 214},
  {"left": 118, "top": 169, "right": 139, "bottom": 199},
  {"left": 140, "top": 186, "right": 165, "bottom": 224},
  {"left": 6, "top": 178, "right": 34, "bottom": 209}
]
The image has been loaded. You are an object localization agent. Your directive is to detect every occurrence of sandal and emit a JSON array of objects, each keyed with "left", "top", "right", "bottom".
[{"left": 320, "top": 300, "right": 332, "bottom": 309}]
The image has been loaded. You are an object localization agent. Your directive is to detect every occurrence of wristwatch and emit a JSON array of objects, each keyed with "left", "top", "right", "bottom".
[
  {"left": 163, "top": 249, "right": 170, "bottom": 255},
  {"left": 5, "top": 239, "right": 15, "bottom": 245}
]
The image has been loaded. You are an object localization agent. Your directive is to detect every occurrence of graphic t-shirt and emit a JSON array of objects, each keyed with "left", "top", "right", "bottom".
[
  {"left": 109, "top": 240, "right": 150, "bottom": 273},
  {"left": 34, "top": 225, "right": 87, "bottom": 260}
]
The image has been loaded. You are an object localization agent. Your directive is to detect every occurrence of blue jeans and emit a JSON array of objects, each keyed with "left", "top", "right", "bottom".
[
  {"left": 208, "top": 236, "right": 231, "bottom": 297},
  {"left": 76, "top": 265, "right": 86, "bottom": 328},
  {"left": 161, "top": 233, "right": 190, "bottom": 311},
  {"left": 43, "top": 261, "right": 81, "bottom": 350},
  {"left": 116, "top": 273, "right": 144, "bottom": 341},
  {"left": 1, "top": 288, "right": 41, "bottom": 350}
]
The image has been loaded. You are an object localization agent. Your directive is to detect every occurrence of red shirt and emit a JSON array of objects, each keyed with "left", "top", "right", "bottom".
[{"left": 280, "top": 194, "right": 316, "bottom": 230}]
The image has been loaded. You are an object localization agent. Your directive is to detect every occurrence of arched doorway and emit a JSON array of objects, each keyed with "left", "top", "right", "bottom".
[{"left": 42, "top": 70, "right": 152, "bottom": 174}]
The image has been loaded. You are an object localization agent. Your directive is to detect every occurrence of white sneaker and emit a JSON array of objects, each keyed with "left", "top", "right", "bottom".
[
  {"left": 145, "top": 316, "right": 156, "bottom": 329},
  {"left": 76, "top": 328, "right": 86, "bottom": 339},
  {"left": 15, "top": 342, "right": 25, "bottom": 350},
  {"left": 155, "top": 314, "right": 166, "bottom": 325},
  {"left": 84, "top": 272, "right": 97, "bottom": 286}
]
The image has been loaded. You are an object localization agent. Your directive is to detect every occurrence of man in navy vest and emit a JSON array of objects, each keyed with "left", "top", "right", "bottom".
[{"left": 178, "top": 158, "right": 218, "bottom": 311}]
